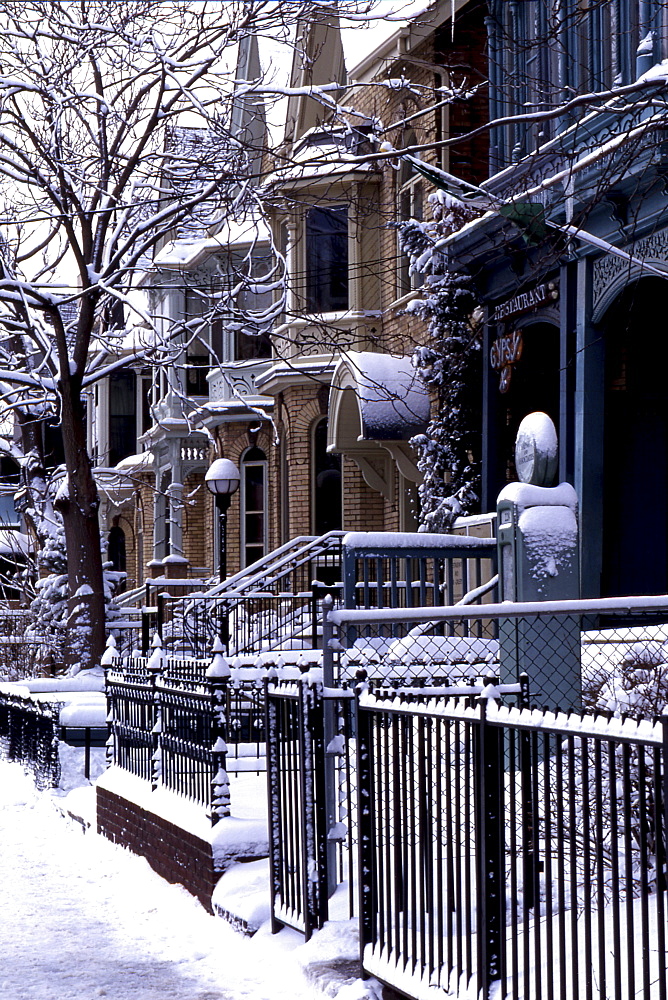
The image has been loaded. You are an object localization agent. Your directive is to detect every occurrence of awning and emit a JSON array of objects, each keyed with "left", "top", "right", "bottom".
[{"left": 328, "top": 351, "right": 430, "bottom": 447}]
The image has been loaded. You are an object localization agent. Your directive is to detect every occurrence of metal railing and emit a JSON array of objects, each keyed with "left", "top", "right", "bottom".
[
  {"left": 143, "top": 531, "right": 345, "bottom": 657},
  {"left": 265, "top": 662, "right": 668, "bottom": 999},
  {"left": 105, "top": 643, "right": 271, "bottom": 812},
  {"left": 341, "top": 532, "right": 498, "bottom": 610},
  {"left": 326, "top": 594, "right": 668, "bottom": 710},
  {"left": 263, "top": 596, "right": 668, "bottom": 995},
  {"left": 356, "top": 681, "right": 668, "bottom": 1000},
  {"left": 0, "top": 688, "right": 61, "bottom": 788}
]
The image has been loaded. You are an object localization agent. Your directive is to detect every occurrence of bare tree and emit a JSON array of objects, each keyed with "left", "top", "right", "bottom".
[{"left": 0, "top": 0, "right": 379, "bottom": 669}]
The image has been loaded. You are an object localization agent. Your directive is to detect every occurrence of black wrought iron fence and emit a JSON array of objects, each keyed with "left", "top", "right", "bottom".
[
  {"left": 105, "top": 665, "right": 157, "bottom": 782},
  {"left": 0, "top": 688, "right": 61, "bottom": 788},
  {"left": 264, "top": 667, "right": 668, "bottom": 1000},
  {"left": 357, "top": 684, "right": 668, "bottom": 1000},
  {"left": 105, "top": 644, "right": 267, "bottom": 812},
  {"left": 158, "top": 683, "right": 214, "bottom": 807},
  {"left": 265, "top": 676, "right": 357, "bottom": 940}
]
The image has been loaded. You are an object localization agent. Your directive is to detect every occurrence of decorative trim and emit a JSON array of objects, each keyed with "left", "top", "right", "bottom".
[
  {"left": 593, "top": 228, "right": 668, "bottom": 313},
  {"left": 350, "top": 453, "right": 393, "bottom": 499}
]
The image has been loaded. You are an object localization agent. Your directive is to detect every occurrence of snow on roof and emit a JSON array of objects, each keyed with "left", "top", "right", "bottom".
[
  {"left": 0, "top": 529, "right": 29, "bottom": 558},
  {"left": 153, "top": 215, "right": 271, "bottom": 269},
  {"left": 333, "top": 351, "right": 430, "bottom": 441},
  {"left": 114, "top": 451, "right": 154, "bottom": 473}
]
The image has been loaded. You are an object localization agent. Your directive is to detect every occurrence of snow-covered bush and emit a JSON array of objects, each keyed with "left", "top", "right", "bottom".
[
  {"left": 584, "top": 639, "right": 668, "bottom": 719},
  {"left": 399, "top": 191, "right": 483, "bottom": 532},
  {"left": 25, "top": 513, "right": 125, "bottom": 675}
]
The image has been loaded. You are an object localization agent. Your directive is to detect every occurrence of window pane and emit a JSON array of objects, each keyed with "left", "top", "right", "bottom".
[
  {"left": 186, "top": 355, "right": 209, "bottom": 396},
  {"left": 109, "top": 371, "right": 137, "bottom": 464},
  {"left": 313, "top": 419, "right": 341, "bottom": 534},
  {"left": 305, "top": 206, "right": 348, "bottom": 313},
  {"left": 242, "top": 452, "right": 266, "bottom": 567},
  {"left": 245, "top": 465, "right": 264, "bottom": 511},
  {"left": 245, "top": 512, "right": 264, "bottom": 545}
]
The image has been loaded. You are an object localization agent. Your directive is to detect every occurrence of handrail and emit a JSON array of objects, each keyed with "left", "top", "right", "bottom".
[
  {"left": 329, "top": 593, "right": 668, "bottom": 627},
  {"left": 202, "top": 530, "right": 345, "bottom": 599}
]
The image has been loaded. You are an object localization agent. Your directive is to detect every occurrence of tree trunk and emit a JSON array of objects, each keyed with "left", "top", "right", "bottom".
[{"left": 55, "top": 375, "right": 106, "bottom": 671}]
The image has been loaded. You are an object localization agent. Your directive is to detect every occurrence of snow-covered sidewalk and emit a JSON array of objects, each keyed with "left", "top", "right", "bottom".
[{"left": 0, "top": 761, "right": 334, "bottom": 1000}]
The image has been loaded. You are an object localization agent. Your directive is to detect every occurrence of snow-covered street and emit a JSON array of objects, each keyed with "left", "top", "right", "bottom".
[{"left": 0, "top": 761, "right": 315, "bottom": 1000}]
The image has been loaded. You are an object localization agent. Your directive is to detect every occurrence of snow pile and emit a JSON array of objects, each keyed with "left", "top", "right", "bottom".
[{"left": 0, "top": 760, "right": 322, "bottom": 1000}]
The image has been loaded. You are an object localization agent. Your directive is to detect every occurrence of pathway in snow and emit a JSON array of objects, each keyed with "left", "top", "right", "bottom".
[{"left": 0, "top": 763, "right": 311, "bottom": 1000}]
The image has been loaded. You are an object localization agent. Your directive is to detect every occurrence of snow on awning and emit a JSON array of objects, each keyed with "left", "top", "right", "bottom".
[
  {"left": 92, "top": 467, "right": 140, "bottom": 505},
  {"left": 329, "top": 351, "right": 430, "bottom": 447}
]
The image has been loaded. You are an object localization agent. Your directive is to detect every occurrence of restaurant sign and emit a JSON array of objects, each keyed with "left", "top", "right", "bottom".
[{"left": 491, "top": 281, "right": 558, "bottom": 323}]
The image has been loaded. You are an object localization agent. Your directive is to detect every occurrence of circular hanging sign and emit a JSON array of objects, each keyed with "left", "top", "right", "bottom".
[{"left": 515, "top": 412, "right": 558, "bottom": 486}]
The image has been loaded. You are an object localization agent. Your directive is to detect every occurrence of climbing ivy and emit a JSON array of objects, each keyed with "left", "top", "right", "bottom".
[{"left": 400, "top": 192, "right": 482, "bottom": 532}]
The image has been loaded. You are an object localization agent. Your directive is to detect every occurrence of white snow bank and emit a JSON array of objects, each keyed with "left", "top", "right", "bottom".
[
  {"left": 0, "top": 760, "right": 315, "bottom": 1000},
  {"left": 59, "top": 695, "right": 107, "bottom": 728},
  {"left": 12, "top": 669, "right": 105, "bottom": 693},
  {"left": 96, "top": 766, "right": 269, "bottom": 860},
  {"left": 212, "top": 858, "right": 271, "bottom": 933}
]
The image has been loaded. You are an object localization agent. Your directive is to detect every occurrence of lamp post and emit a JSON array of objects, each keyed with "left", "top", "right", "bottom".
[
  {"left": 205, "top": 458, "right": 240, "bottom": 651},
  {"left": 205, "top": 458, "right": 241, "bottom": 583}
]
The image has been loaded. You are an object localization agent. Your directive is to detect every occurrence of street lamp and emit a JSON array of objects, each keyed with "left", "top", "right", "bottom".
[
  {"left": 205, "top": 458, "right": 240, "bottom": 654},
  {"left": 205, "top": 458, "right": 240, "bottom": 584}
]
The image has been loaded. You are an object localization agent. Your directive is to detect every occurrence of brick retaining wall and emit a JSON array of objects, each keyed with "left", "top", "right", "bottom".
[{"left": 97, "top": 786, "right": 217, "bottom": 911}]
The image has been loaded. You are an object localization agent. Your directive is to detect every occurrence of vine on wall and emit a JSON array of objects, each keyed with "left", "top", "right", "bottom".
[{"left": 400, "top": 191, "right": 483, "bottom": 532}]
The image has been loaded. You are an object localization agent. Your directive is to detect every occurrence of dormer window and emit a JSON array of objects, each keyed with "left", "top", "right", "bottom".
[{"left": 305, "top": 205, "right": 348, "bottom": 313}]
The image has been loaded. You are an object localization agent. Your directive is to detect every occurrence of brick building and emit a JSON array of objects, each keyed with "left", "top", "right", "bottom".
[{"left": 91, "top": 0, "right": 487, "bottom": 588}]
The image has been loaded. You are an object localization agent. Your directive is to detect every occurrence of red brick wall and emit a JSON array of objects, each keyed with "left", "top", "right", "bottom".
[{"left": 97, "top": 786, "right": 218, "bottom": 911}]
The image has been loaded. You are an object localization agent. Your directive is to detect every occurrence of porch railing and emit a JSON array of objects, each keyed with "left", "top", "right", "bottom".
[
  {"left": 341, "top": 531, "right": 497, "bottom": 610},
  {"left": 144, "top": 531, "right": 499, "bottom": 659},
  {"left": 142, "top": 530, "right": 345, "bottom": 657}
]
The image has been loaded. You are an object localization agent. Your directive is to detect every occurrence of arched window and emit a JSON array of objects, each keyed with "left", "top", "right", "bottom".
[
  {"left": 108, "top": 516, "right": 126, "bottom": 574},
  {"left": 312, "top": 418, "right": 341, "bottom": 535},
  {"left": 241, "top": 447, "right": 267, "bottom": 567}
]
